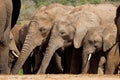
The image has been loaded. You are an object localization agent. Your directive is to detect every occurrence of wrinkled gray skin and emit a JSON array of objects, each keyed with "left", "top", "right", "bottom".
[
  {"left": 12, "top": 24, "right": 33, "bottom": 74},
  {"left": 82, "top": 23, "right": 117, "bottom": 74},
  {"left": 11, "top": 3, "right": 74, "bottom": 74},
  {"left": 0, "top": 0, "right": 21, "bottom": 74},
  {"left": 37, "top": 4, "right": 117, "bottom": 74}
]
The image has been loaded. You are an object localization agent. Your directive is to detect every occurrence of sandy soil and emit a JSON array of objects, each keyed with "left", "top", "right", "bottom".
[{"left": 0, "top": 74, "right": 119, "bottom": 80}]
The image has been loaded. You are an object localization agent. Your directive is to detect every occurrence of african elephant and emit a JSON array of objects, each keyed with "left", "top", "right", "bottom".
[
  {"left": 11, "top": 24, "right": 63, "bottom": 74},
  {"left": 0, "top": 0, "right": 21, "bottom": 74},
  {"left": 9, "top": 31, "right": 20, "bottom": 72},
  {"left": 82, "top": 23, "right": 118, "bottom": 74},
  {"left": 11, "top": 3, "right": 74, "bottom": 74},
  {"left": 37, "top": 4, "right": 116, "bottom": 74},
  {"left": 11, "top": 24, "right": 34, "bottom": 74}
]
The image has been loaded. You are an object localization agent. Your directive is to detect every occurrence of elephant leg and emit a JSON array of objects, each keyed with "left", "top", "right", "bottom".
[
  {"left": 23, "top": 55, "right": 34, "bottom": 74},
  {"left": 105, "top": 43, "right": 120, "bottom": 74},
  {"left": 105, "top": 60, "right": 117, "bottom": 74},
  {"left": 64, "top": 46, "right": 73, "bottom": 73},
  {"left": 82, "top": 53, "right": 90, "bottom": 73},
  {"left": 0, "top": 28, "right": 11, "bottom": 74},
  {"left": 33, "top": 51, "right": 43, "bottom": 74},
  {"left": 0, "top": 0, "right": 12, "bottom": 74},
  {"left": 70, "top": 48, "right": 82, "bottom": 74},
  {"left": 0, "top": 46, "right": 9, "bottom": 74},
  {"left": 61, "top": 51, "right": 67, "bottom": 73},
  {"left": 98, "top": 56, "right": 106, "bottom": 74},
  {"left": 0, "top": 24, "right": 11, "bottom": 74}
]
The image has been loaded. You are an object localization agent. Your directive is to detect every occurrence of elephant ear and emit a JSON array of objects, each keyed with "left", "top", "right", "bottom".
[
  {"left": 102, "top": 23, "right": 117, "bottom": 52},
  {"left": 73, "top": 10, "right": 100, "bottom": 49},
  {"left": 74, "top": 26, "right": 88, "bottom": 48}
]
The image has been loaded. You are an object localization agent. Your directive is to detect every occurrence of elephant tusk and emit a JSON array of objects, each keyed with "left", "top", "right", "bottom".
[
  {"left": 88, "top": 54, "right": 92, "bottom": 61},
  {"left": 12, "top": 51, "right": 19, "bottom": 58}
]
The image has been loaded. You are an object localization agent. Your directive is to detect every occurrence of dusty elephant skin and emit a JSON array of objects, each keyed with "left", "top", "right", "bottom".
[
  {"left": 0, "top": 0, "right": 21, "bottom": 74},
  {"left": 11, "top": 3, "right": 74, "bottom": 74},
  {"left": 37, "top": 4, "right": 117, "bottom": 74}
]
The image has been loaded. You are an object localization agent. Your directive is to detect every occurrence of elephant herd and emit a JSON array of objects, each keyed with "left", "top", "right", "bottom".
[{"left": 0, "top": 1, "right": 120, "bottom": 75}]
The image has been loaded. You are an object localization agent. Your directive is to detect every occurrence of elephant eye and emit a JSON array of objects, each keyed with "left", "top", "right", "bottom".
[
  {"left": 10, "top": 38, "right": 12, "bottom": 41},
  {"left": 89, "top": 40, "right": 94, "bottom": 44},
  {"left": 94, "top": 41, "right": 102, "bottom": 48},
  {"left": 39, "top": 27, "right": 47, "bottom": 33}
]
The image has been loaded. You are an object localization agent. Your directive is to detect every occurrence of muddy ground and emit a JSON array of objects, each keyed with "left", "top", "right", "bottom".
[{"left": 0, "top": 74, "right": 119, "bottom": 80}]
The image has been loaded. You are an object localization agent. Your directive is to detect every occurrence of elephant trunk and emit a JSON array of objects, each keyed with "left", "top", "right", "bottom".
[
  {"left": 82, "top": 53, "right": 92, "bottom": 73},
  {"left": 37, "top": 35, "right": 64, "bottom": 74},
  {"left": 11, "top": 34, "right": 37, "bottom": 74}
]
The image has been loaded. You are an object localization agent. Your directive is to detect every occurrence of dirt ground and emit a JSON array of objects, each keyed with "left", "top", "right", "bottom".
[{"left": 0, "top": 74, "right": 119, "bottom": 80}]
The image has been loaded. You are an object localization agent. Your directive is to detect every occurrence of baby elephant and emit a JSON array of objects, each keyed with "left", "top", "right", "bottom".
[
  {"left": 82, "top": 23, "right": 119, "bottom": 74},
  {"left": 9, "top": 31, "right": 20, "bottom": 72}
]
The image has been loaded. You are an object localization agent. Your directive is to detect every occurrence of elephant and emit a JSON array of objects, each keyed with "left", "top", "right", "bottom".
[
  {"left": 11, "top": 3, "right": 74, "bottom": 74},
  {"left": 104, "top": 42, "right": 120, "bottom": 74},
  {"left": 11, "top": 24, "right": 63, "bottom": 74},
  {"left": 82, "top": 23, "right": 119, "bottom": 74},
  {"left": 0, "top": 0, "right": 21, "bottom": 74},
  {"left": 11, "top": 24, "right": 34, "bottom": 74},
  {"left": 9, "top": 31, "right": 20, "bottom": 72},
  {"left": 37, "top": 4, "right": 117, "bottom": 74}
]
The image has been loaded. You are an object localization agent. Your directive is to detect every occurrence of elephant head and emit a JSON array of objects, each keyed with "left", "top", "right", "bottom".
[
  {"left": 82, "top": 23, "right": 117, "bottom": 73},
  {"left": 11, "top": 4, "right": 73, "bottom": 74},
  {"left": 9, "top": 32, "right": 20, "bottom": 58},
  {"left": 57, "top": 10, "right": 100, "bottom": 48}
]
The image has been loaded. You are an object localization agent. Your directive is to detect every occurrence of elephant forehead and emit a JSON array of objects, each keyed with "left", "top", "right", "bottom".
[
  {"left": 87, "top": 30, "right": 100, "bottom": 39},
  {"left": 57, "top": 16, "right": 72, "bottom": 26},
  {"left": 38, "top": 20, "right": 52, "bottom": 28}
]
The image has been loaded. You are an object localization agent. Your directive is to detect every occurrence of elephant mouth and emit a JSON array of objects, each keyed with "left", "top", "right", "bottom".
[
  {"left": 9, "top": 50, "right": 19, "bottom": 58},
  {"left": 63, "top": 40, "right": 72, "bottom": 47}
]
